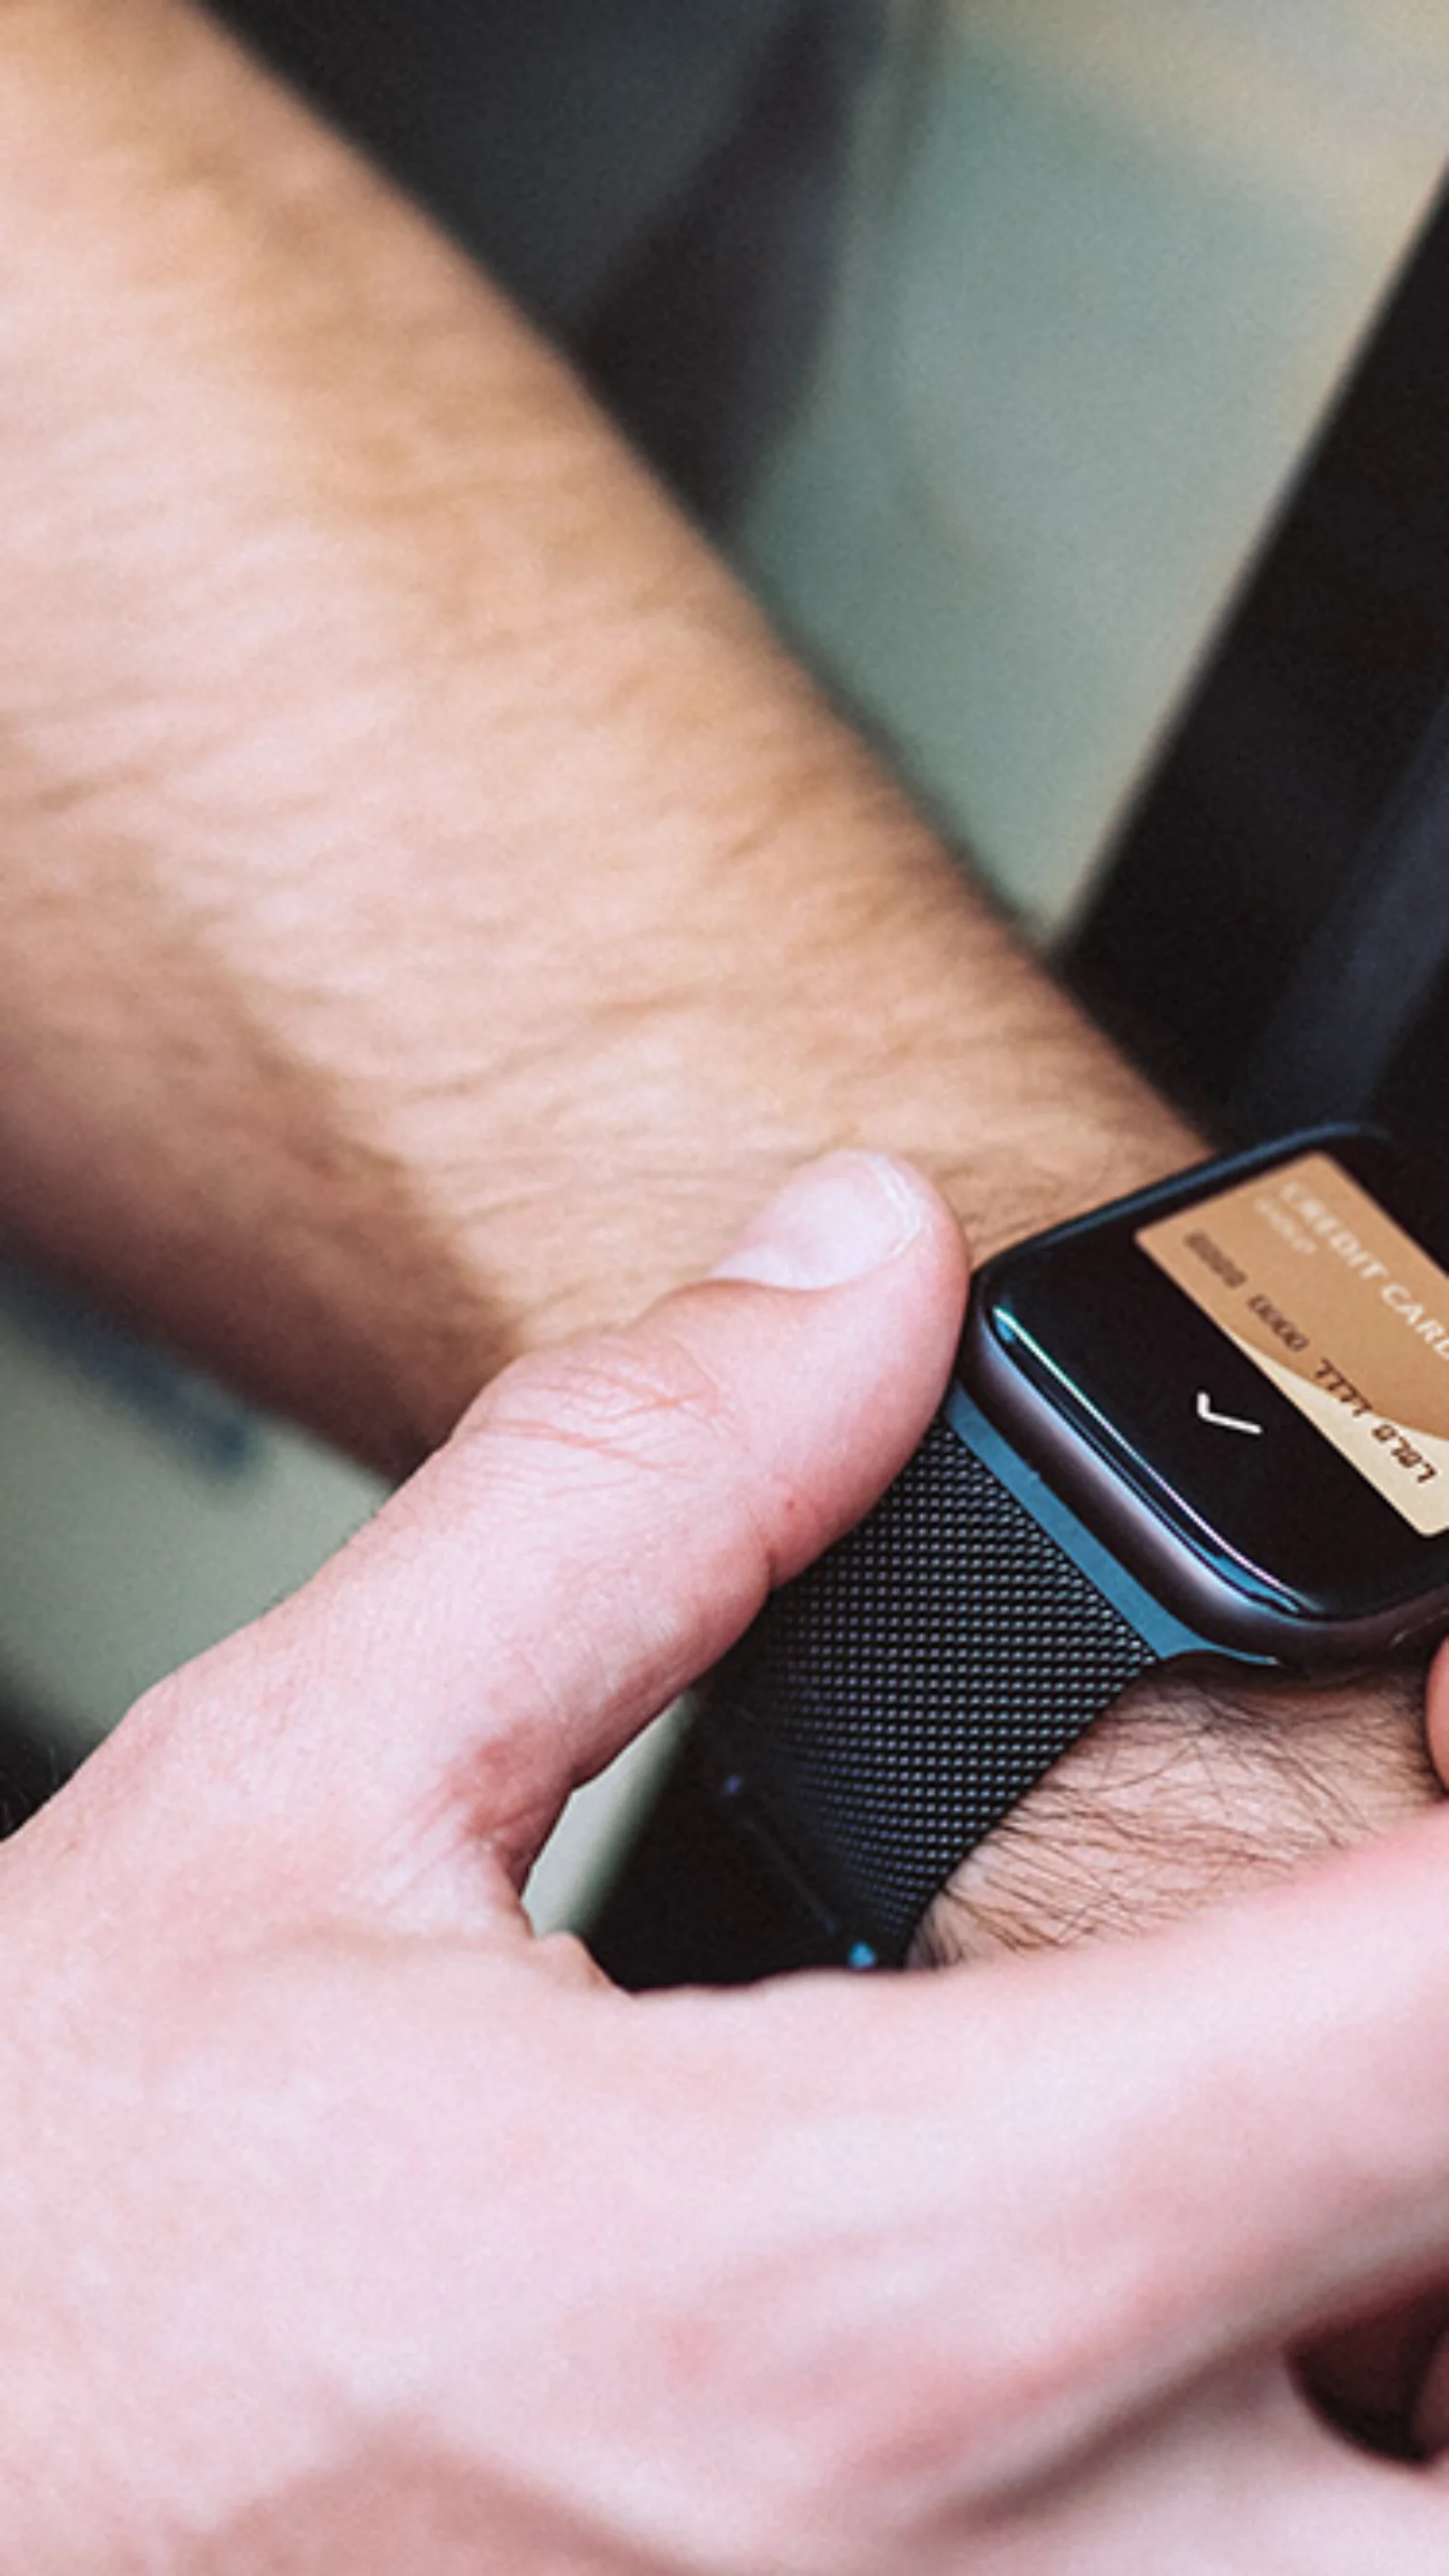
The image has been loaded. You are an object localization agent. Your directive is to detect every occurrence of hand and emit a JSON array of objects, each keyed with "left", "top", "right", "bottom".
[{"left": 9, "top": 1157, "right": 1449, "bottom": 2573}]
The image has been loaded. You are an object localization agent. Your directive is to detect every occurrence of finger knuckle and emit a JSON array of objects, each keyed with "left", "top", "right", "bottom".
[{"left": 480, "top": 1328, "right": 742, "bottom": 1485}]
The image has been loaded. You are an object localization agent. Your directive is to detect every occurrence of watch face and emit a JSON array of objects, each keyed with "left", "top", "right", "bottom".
[{"left": 972, "top": 1129, "right": 1449, "bottom": 1643}]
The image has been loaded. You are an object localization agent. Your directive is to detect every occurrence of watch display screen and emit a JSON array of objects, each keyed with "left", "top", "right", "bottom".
[
  {"left": 1137, "top": 1152, "right": 1449, "bottom": 1534},
  {"left": 977, "top": 1131, "right": 1449, "bottom": 1626}
]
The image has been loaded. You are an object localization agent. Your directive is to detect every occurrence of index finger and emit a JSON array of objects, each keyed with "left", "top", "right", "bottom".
[{"left": 662, "top": 1810, "right": 1449, "bottom": 2494}]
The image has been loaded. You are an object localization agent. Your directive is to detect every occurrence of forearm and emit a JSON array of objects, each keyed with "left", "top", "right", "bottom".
[
  {"left": 0, "top": 0, "right": 1435, "bottom": 1954},
  {"left": 0, "top": 0, "right": 1185, "bottom": 1472}
]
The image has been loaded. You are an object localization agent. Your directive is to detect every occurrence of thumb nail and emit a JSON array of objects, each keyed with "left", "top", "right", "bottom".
[{"left": 709, "top": 1152, "right": 930, "bottom": 1292}]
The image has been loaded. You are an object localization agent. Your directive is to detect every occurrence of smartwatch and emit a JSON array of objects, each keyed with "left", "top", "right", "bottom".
[{"left": 694, "top": 1126, "right": 1449, "bottom": 1967}]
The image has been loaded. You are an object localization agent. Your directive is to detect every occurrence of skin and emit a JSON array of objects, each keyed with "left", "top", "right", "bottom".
[
  {"left": 0, "top": 1154, "right": 1448, "bottom": 2571},
  {"left": 0, "top": 0, "right": 1443, "bottom": 2541}
]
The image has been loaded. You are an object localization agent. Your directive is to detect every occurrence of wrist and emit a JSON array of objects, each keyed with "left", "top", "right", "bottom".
[
  {"left": 453, "top": 891, "right": 1197, "bottom": 1341},
  {"left": 917, "top": 1659, "right": 1441, "bottom": 1966}
]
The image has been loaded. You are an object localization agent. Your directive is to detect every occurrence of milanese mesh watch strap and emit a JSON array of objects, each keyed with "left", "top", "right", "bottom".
[{"left": 696, "top": 1386, "right": 1216, "bottom": 1966}]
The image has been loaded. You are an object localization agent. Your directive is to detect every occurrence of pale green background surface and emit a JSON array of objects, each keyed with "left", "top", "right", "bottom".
[{"left": 735, "top": 0, "right": 1449, "bottom": 930}]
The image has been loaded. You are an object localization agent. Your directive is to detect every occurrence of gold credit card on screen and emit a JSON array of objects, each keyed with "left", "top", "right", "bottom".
[{"left": 1137, "top": 1151, "right": 1449, "bottom": 1534}]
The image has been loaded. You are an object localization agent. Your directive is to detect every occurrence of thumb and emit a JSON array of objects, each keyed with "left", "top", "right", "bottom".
[{"left": 71, "top": 1154, "right": 967, "bottom": 1932}]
